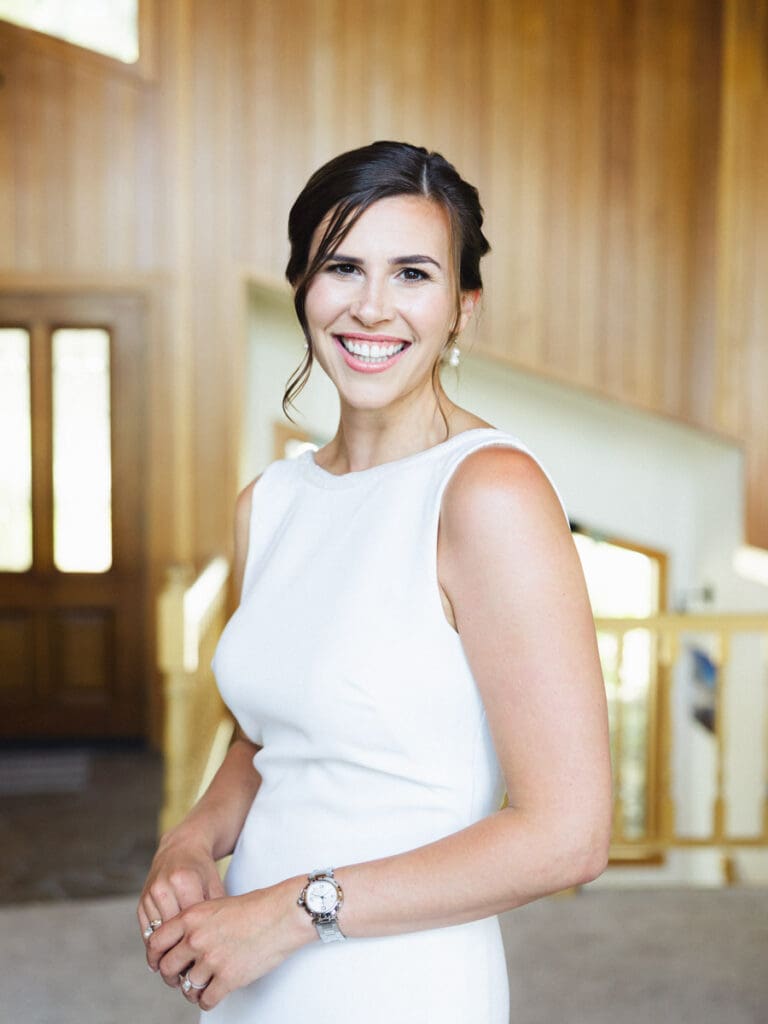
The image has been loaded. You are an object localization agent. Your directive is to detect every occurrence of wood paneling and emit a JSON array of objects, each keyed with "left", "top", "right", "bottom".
[
  {"left": 222, "top": 1, "right": 723, "bottom": 423},
  {"left": 2, "top": 0, "right": 767, "bottom": 735},
  {"left": 480, "top": 0, "right": 723, "bottom": 423},
  {"left": 716, "top": 0, "right": 768, "bottom": 546},
  {"left": 0, "top": 30, "right": 152, "bottom": 271},
  {"left": 0, "top": 613, "right": 33, "bottom": 690},
  {"left": 52, "top": 608, "right": 114, "bottom": 695}
]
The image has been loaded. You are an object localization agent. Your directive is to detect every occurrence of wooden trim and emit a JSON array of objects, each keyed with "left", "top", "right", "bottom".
[
  {"left": 0, "top": 272, "right": 168, "bottom": 293},
  {"left": 573, "top": 529, "right": 668, "bottom": 609},
  {"left": 29, "top": 320, "right": 53, "bottom": 572},
  {"left": 137, "top": 0, "right": 158, "bottom": 80},
  {"left": 594, "top": 613, "right": 768, "bottom": 631}
]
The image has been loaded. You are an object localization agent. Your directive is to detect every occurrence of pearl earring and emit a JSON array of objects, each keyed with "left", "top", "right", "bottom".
[{"left": 448, "top": 344, "right": 461, "bottom": 368}]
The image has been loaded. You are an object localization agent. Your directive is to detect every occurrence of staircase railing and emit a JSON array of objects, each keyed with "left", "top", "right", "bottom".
[
  {"left": 155, "top": 572, "right": 768, "bottom": 872},
  {"left": 157, "top": 558, "right": 233, "bottom": 833},
  {"left": 596, "top": 613, "right": 768, "bottom": 864}
]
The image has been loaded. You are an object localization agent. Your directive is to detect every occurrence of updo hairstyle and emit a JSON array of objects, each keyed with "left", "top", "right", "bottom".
[{"left": 282, "top": 140, "right": 490, "bottom": 422}]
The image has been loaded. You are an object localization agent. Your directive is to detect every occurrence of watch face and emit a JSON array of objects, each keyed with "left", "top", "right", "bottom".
[{"left": 306, "top": 879, "right": 338, "bottom": 914}]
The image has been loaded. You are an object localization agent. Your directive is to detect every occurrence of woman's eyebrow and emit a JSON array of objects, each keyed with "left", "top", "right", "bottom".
[
  {"left": 324, "top": 253, "right": 442, "bottom": 270},
  {"left": 324, "top": 253, "right": 361, "bottom": 264},
  {"left": 390, "top": 255, "right": 442, "bottom": 270}
]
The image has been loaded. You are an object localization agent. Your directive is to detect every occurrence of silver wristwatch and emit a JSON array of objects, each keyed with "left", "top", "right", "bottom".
[{"left": 297, "top": 867, "right": 346, "bottom": 943}]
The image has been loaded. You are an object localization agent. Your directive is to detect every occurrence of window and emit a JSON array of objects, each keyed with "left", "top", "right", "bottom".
[
  {"left": 0, "top": 0, "right": 139, "bottom": 64},
  {"left": 0, "top": 328, "right": 33, "bottom": 572},
  {"left": 52, "top": 329, "right": 113, "bottom": 573},
  {"left": 573, "top": 528, "right": 665, "bottom": 846},
  {"left": 0, "top": 324, "right": 113, "bottom": 575}
]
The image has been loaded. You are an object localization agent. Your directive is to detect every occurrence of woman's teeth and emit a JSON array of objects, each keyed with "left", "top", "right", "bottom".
[{"left": 339, "top": 337, "right": 406, "bottom": 362}]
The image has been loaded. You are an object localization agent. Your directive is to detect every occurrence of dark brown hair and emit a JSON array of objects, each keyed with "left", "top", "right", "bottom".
[{"left": 282, "top": 141, "right": 490, "bottom": 424}]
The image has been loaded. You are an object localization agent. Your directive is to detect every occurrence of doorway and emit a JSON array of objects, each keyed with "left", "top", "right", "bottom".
[{"left": 0, "top": 292, "right": 147, "bottom": 740}]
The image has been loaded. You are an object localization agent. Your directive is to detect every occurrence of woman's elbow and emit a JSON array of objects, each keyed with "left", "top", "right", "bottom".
[
  {"left": 574, "top": 814, "right": 613, "bottom": 884},
  {"left": 578, "top": 844, "right": 610, "bottom": 884}
]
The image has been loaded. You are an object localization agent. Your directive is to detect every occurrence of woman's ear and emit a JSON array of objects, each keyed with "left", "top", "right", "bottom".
[{"left": 456, "top": 289, "right": 481, "bottom": 334}]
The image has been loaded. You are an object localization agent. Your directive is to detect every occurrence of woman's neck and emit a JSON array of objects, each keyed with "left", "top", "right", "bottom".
[{"left": 316, "top": 400, "right": 486, "bottom": 475}]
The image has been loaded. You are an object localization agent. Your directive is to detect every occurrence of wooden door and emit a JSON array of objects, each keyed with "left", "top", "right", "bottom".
[{"left": 0, "top": 292, "right": 146, "bottom": 740}]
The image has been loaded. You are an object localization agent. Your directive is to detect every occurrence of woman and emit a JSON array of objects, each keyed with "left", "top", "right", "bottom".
[{"left": 139, "top": 141, "right": 612, "bottom": 1022}]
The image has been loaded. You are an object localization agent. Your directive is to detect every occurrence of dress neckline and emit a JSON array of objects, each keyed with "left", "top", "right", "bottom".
[{"left": 298, "top": 427, "right": 502, "bottom": 490}]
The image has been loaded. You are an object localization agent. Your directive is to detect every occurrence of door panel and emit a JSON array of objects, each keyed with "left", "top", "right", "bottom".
[{"left": 0, "top": 292, "right": 146, "bottom": 740}]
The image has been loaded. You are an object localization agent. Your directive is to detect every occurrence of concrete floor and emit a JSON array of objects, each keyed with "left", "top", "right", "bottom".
[
  {"left": 2, "top": 888, "right": 768, "bottom": 1024},
  {"left": 2, "top": 747, "right": 767, "bottom": 1023},
  {"left": 0, "top": 746, "right": 162, "bottom": 903}
]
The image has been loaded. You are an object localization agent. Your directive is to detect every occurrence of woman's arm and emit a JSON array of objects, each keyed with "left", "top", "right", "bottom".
[
  {"left": 138, "top": 478, "right": 263, "bottom": 932},
  {"left": 331, "top": 447, "right": 612, "bottom": 933},
  {"left": 147, "top": 448, "right": 613, "bottom": 1008}
]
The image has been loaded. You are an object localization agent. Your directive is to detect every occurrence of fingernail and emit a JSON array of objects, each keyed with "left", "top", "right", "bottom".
[{"left": 147, "top": 964, "right": 157, "bottom": 972}]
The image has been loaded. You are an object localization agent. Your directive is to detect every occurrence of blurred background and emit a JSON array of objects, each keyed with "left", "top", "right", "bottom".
[{"left": 0, "top": 1, "right": 767, "bottom": 1021}]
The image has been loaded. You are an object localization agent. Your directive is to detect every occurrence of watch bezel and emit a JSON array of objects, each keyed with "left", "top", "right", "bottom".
[
  {"left": 305, "top": 877, "right": 342, "bottom": 916},
  {"left": 298, "top": 870, "right": 345, "bottom": 926}
]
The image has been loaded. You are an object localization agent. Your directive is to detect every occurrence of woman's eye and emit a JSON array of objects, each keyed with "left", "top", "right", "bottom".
[
  {"left": 327, "top": 262, "right": 358, "bottom": 276},
  {"left": 400, "top": 267, "right": 428, "bottom": 282}
]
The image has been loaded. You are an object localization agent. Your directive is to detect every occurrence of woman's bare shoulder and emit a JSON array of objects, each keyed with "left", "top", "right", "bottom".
[
  {"left": 437, "top": 445, "right": 573, "bottom": 604},
  {"left": 442, "top": 445, "right": 564, "bottom": 530}
]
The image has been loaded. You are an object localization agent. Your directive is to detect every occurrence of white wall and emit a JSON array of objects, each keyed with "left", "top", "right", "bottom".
[{"left": 244, "top": 284, "right": 768, "bottom": 886}]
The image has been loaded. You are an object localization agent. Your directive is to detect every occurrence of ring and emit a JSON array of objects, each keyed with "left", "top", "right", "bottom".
[
  {"left": 180, "top": 970, "right": 208, "bottom": 993},
  {"left": 143, "top": 918, "right": 162, "bottom": 939}
]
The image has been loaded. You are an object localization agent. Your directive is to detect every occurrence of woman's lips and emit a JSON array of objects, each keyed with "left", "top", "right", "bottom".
[{"left": 333, "top": 335, "right": 411, "bottom": 374}]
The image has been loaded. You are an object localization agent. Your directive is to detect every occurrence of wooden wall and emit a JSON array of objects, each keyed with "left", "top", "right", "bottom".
[
  {"left": 1, "top": 0, "right": 766, "bottom": 738},
  {"left": 182, "top": 0, "right": 765, "bottom": 535},
  {"left": 715, "top": 0, "right": 768, "bottom": 546}
]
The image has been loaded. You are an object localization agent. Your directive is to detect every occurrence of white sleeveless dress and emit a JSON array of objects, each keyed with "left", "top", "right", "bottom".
[{"left": 207, "top": 427, "right": 566, "bottom": 1024}]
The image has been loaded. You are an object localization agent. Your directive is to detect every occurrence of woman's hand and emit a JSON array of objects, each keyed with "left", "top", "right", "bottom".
[
  {"left": 145, "top": 877, "right": 316, "bottom": 1010},
  {"left": 137, "top": 826, "right": 225, "bottom": 941}
]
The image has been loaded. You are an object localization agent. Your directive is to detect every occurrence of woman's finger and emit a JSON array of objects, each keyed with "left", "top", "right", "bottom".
[
  {"left": 145, "top": 881, "right": 182, "bottom": 925},
  {"left": 169, "top": 868, "right": 209, "bottom": 910},
  {"left": 138, "top": 896, "right": 164, "bottom": 942},
  {"left": 178, "top": 963, "right": 213, "bottom": 1004},
  {"left": 198, "top": 974, "right": 227, "bottom": 1013},
  {"left": 146, "top": 918, "right": 187, "bottom": 978}
]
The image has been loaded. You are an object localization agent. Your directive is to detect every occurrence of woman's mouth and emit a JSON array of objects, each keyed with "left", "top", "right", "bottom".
[{"left": 333, "top": 334, "right": 411, "bottom": 373}]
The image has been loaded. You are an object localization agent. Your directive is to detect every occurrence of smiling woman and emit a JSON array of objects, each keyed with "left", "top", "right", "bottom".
[
  {"left": 302, "top": 195, "right": 472, "bottom": 411},
  {"left": 138, "top": 142, "right": 612, "bottom": 1023},
  {"left": 283, "top": 142, "right": 489, "bottom": 444}
]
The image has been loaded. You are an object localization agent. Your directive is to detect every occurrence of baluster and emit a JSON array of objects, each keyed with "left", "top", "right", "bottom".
[
  {"left": 712, "top": 631, "right": 729, "bottom": 843},
  {"left": 762, "top": 632, "right": 768, "bottom": 840},
  {"left": 612, "top": 630, "right": 626, "bottom": 841},
  {"left": 657, "top": 627, "right": 679, "bottom": 843},
  {"left": 158, "top": 563, "right": 194, "bottom": 834}
]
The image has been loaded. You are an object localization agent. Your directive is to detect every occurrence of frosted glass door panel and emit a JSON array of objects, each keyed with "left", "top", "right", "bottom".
[
  {"left": 52, "top": 329, "right": 112, "bottom": 573},
  {"left": 0, "top": 329, "right": 33, "bottom": 572}
]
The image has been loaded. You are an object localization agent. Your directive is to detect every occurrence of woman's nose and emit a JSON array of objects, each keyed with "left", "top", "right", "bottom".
[{"left": 349, "top": 278, "right": 393, "bottom": 326}]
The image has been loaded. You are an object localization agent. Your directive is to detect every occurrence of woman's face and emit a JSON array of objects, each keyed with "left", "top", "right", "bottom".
[{"left": 302, "top": 195, "right": 477, "bottom": 414}]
